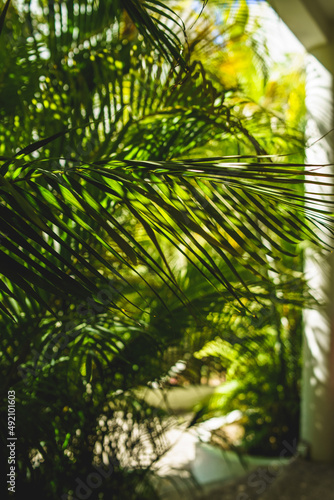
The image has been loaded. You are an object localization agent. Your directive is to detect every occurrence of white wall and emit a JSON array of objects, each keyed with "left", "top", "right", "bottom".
[{"left": 301, "top": 53, "right": 334, "bottom": 461}]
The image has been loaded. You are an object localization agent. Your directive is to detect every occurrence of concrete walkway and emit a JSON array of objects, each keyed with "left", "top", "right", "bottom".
[
  {"left": 156, "top": 458, "right": 334, "bottom": 500},
  {"left": 151, "top": 415, "right": 334, "bottom": 500},
  {"left": 140, "top": 388, "right": 334, "bottom": 500},
  {"left": 259, "top": 458, "right": 334, "bottom": 500},
  {"left": 152, "top": 414, "right": 292, "bottom": 500}
]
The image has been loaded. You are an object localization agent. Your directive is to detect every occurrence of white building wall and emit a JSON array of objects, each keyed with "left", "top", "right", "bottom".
[{"left": 301, "top": 52, "right": 334, "bottom": 461}]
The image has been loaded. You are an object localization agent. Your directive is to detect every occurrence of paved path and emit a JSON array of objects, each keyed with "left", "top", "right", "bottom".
[
  {"left": 150, "top": 409, "right": 334, "bottom": 500},
  {"left": 156, "top": 457, "right": 334, "bottom": 500},
  {"left": 259, "top": 458, "right": 334, "bottom": 500},
  {"left": 195, "top": 458, "right": 334, "bottom": 500}
]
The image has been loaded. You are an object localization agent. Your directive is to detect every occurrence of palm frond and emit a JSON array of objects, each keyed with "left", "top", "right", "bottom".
[{"left": 1, "top": 148, "right": 333, "bottom": 318}]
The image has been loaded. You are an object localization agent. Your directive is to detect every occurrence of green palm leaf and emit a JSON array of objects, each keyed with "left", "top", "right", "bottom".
[{"left": 1, "top": 147, "right": 333, "bottom": 318}]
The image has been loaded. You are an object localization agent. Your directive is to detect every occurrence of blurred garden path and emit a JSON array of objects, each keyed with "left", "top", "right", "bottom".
[
  {"left": 153, "top": 413, "right": 289, "bottom": 499},
  {"left": 202, "top": 458, "right": 334, "bottom": 500},
  {"left": 154, "top": 430, "right": 334, "bottom": 500},
  {"left": 143, "top": 387, "right": 334, "bottom": 499}
]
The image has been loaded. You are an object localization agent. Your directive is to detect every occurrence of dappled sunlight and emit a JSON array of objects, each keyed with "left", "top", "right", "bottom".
[{"left": 1, "top": 0, "right": 334, "bottom": 498}]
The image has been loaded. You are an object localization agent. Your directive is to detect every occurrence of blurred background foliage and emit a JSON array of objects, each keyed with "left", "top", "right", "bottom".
[{"left": 0, "top": 0, "right": 328, "bottom": 498}]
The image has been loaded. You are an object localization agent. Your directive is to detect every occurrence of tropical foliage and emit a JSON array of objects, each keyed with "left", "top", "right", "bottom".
[
  {"left": 192, "top": 291, "right": 306, "bottom": 456},
  {"left": 0, "top": 0, "right": 333, "bottom": 498}
]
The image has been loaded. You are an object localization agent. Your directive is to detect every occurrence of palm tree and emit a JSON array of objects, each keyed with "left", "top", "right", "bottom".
[{"left": 0, "top": 0, "right": 333, "bottom": 497}]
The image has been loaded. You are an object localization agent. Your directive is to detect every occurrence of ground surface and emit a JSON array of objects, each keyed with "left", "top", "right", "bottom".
[
  {"left": 156, "top": 458, "right": 334, "bottom": 500},
  {"left": 200, "top": 458, "right": 334, "bottom": 500}
]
